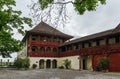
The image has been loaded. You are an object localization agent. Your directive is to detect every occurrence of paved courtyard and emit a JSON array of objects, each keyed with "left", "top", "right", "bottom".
[{"left": 0, "top": 69, "right": 120, "bottom": 79}]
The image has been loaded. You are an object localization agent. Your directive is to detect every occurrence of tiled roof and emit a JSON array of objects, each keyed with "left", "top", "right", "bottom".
[
  {"left": 60, "top": 23, "right": 120, "bottom": 46},
  {"left": 22, "top": 21, "right": 73, "bottom": 42}
]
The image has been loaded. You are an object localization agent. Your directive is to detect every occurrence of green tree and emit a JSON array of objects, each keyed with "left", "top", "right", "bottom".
[
  {"left": 0, "top": 0, "right": 32, "bottom": 57},
  {"left": 38, "top": 0, "right": 106, "bottom": 14}
]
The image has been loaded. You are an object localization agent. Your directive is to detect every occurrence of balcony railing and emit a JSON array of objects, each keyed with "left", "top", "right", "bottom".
[
  {"left": 29, "top": 40, "right": 61, "bottom": 46},
  {"left": 59, "top": 43, "right": 120, "bottom": 57}
]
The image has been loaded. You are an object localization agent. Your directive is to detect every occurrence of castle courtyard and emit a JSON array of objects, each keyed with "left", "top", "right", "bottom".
[{"left": 0, "top": 69, "right": 120, "bottom": 79}]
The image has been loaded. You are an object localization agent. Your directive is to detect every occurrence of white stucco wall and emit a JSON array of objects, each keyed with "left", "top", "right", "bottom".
[
  {"left": 17, "top": 39, "right": 28, "bottom": 58},
  {"left": 29, "top": 57, "right": 58, "bottom": 69},
  {"left": 29, "top": 55, "right": 80, "bottom": 70},
  {"left": 57, "top": 55, "right": 80, "bottom": 70}
]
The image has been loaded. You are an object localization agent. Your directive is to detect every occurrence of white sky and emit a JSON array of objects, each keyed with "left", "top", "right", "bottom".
[
  {"left": 13, "top": 0, "right": 120, "bottom": 40},
  {"left": 1, "top": 0, "right": 120, "bottom": 61}
]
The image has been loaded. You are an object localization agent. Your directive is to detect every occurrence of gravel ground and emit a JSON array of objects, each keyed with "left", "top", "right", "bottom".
[{"left": 0, "top": 69, "right": 120, "bottom": 79}]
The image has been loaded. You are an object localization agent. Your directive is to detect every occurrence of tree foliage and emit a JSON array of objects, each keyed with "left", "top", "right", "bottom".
[
  {"left": 0, "top": 0, "right": 32, "bottom": 57},
  {"left": 38, "top": 0, "right": 106, "bottom": 14},
  {"left": 0, "top": 30, "right": 22, "bottom": 57},
  {"left": 97, "top": 57, "right": 110, "bottom": 70}
]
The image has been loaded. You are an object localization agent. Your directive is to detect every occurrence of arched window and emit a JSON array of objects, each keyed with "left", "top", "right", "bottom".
[
  {"left": 53, "top": 48, "right": 57, "bottom": 53},
  {"left": 31, "top": 46, "right": 38, "bottom": 52},
  {"left": 40, "top": 47, "right": 45, "bottom": 53},
  {"left": 46, "top": 47, "right": 51, "bottom": 53}
]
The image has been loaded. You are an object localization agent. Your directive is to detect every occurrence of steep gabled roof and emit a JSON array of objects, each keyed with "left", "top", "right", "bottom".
[{"left": 22, "top": 21, "right": 73, "bottom": 42}]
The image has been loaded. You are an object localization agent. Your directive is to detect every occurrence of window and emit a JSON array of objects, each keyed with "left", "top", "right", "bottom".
[
  {"left": 40, "top": 47, "right": 45, "bottom": 53},
  {"left": 92, "top": 41, "right": 97, "bottom": 47},
  {"left": 46, "top": 36, "right": 51, "bottom": 42},
  {"left": 53, "top": 48, "right": 57, "bottom": 53},
  {"left": 99, "top": 39, "right": 105, "bottom": 46},
  {"left": 67, "top": 46, "right": 72, "bottom": 51},
  {"left": 84, "top": 43, "right": 89, "bottom": 48},
  {"left": 46, "top": 47, "right": 51, "bottom": 53},
  {"left": 40, "top": 36, "right": 44, "bottom": 41},
  {"left": 108, "top": 37, "right": 116, "bottom": 44},
  {"left": 78, "top": 44, "right": 81, "bottom": 49},
  {"left": 61, "top": 46, "right": 66, "bottom": 52},
  {"left": 115, "top": 36, "right": 120, "bottom": 43},
  {"left": 59, "top": 39, "right": 63, "bottom": 43},
  {"left": 73, "top": 45, "right": 76, "bottom": 50},
  {"left": 32, "top": 35, "right": 37, "bottom": 41},
  {"left": 31, "top": 46, "right": 38, "bottom": 52},
  {"left": 53, "top": 37, "right": 57, "bottom": 42}
]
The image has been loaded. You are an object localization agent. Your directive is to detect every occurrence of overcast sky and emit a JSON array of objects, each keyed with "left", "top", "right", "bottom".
[
  {"left": 1, "top": 0, "right": 120, "bottom": 61},
  {"left": 14, "top": 0, "right": 120, "bottom": 40}
]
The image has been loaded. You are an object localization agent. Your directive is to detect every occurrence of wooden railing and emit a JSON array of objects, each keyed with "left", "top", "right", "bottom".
[
  {"left": 28, "top": 43, "right": 120, "bottom": 57},
  {"left": 28, "top": 40, "right": 61, "bottom": 46},
  {"left": 59, "top": 43, "right": 120, "bottom": 57}
]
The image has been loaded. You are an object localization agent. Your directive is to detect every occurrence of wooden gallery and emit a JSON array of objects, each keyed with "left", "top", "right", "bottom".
[{"left": 18, "top": 22, "right": 120, "bottom": 72}]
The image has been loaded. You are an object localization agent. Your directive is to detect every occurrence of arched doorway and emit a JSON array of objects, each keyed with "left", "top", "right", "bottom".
[
  {"left": 39, "top": 59, "right": 45, "bottom": 69},
  {"left": 52, "top": 59, "right": 57, "bottom": 69},
  {"left": 46, "top": 60, "right": 51, "bottom": 69}
]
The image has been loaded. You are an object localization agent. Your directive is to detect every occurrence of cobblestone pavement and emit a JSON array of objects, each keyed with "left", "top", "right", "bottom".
[{"left": 0, "top": 69, "right": 120, "bottom": 79}]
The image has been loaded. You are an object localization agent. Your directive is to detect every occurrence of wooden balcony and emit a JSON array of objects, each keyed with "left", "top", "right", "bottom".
[{"left": 59, "top": 43, "right": 120, "bottom": 57}]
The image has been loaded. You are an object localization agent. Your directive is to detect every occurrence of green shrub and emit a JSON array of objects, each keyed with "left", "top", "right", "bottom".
[
  {"left": 32, "top": 64, "right": 37, "bottom": 69},
  {"left": 63, "top": 59, "right": 71, "bottom": 69},
  {"left": 14, "top": 58, "right": 30, "bottom": 69},
  {"left": 97, "top": 57, "right": 109, "bottom": 71}
]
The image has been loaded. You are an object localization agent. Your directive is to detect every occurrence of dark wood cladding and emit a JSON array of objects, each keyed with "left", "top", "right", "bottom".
[{"left": 59, "top": 43, "right": 120, "bottom": 57}]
